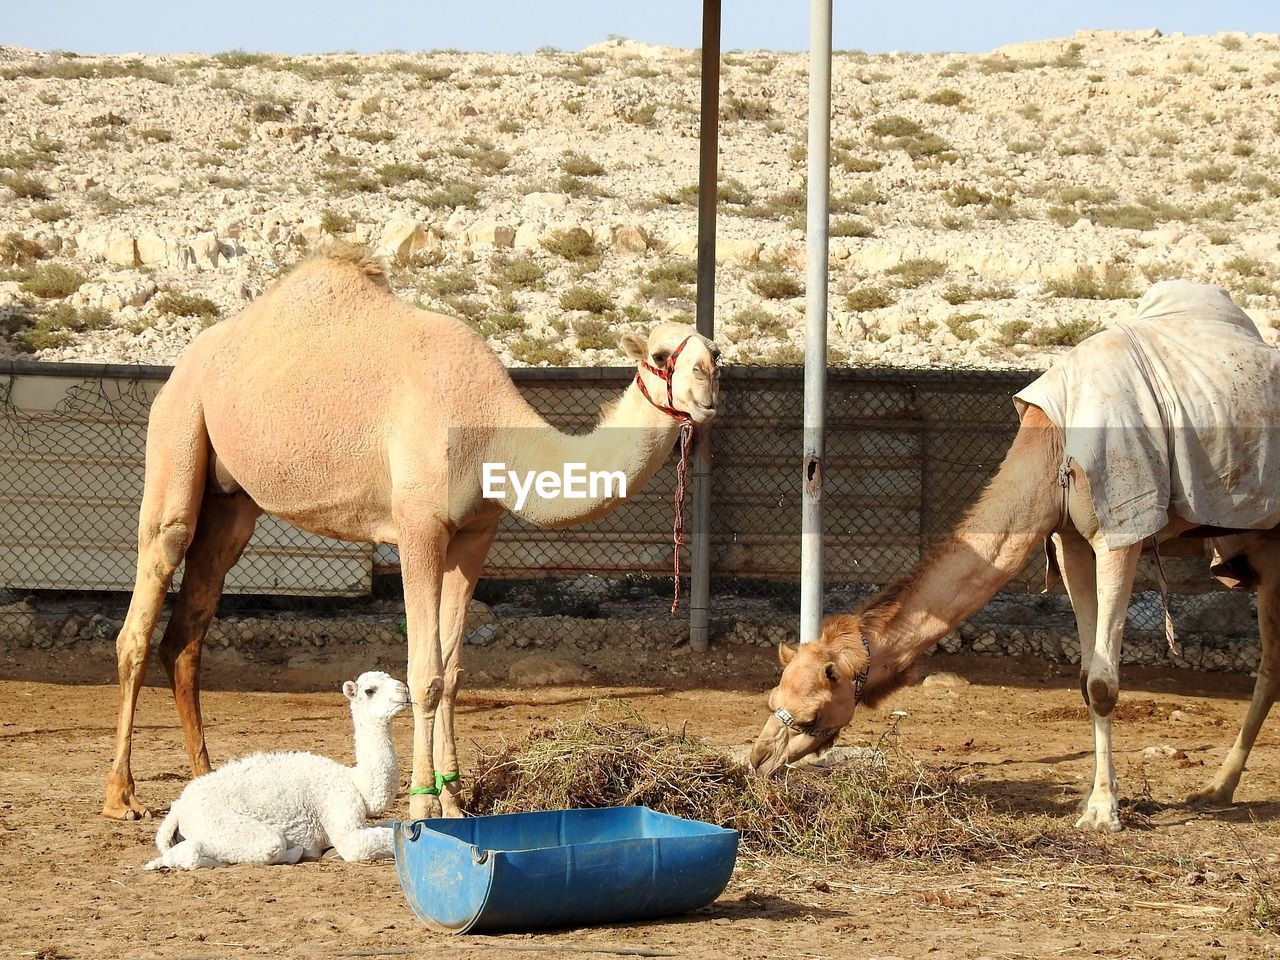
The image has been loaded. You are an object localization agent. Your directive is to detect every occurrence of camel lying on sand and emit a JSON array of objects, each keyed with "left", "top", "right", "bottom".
[
  {"left": 147, "top": 671, "right": 408, "bottom": 870},
  {"left": 104, "top": 249, "right": 719, "bottom": 821},
  {"left": 751, "top": 280, "right": 1280, "bottom": 832}
]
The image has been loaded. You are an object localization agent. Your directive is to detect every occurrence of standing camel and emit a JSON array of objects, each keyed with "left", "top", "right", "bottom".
[
  {"left": 750, "top": 281, "right": 1280, "bottom": 832},
  {"left": 104, "top": 249, "right": 720, "bottom": 821}
]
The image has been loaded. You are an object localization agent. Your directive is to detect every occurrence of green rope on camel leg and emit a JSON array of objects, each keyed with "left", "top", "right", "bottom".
[
  {"left": 435, "top": 771, "right": 461, "bottom": 791},
  {"left": 409, "top": 784, "right": 441, "bottom": 797}
]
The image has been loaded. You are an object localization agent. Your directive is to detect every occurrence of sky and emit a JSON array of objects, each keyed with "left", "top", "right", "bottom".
[{"left": 6, "top": 1, "right": 1280, "bottom": 57}]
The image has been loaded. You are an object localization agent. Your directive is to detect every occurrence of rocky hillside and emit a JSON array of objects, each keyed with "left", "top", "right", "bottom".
[{"left": 1, "top": 30, "right": 1279, "bottom": 369}]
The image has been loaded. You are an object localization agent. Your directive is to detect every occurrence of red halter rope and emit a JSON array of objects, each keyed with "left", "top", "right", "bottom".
[{"left": 635, "top": 337, "right": 697, "bottom": 614}]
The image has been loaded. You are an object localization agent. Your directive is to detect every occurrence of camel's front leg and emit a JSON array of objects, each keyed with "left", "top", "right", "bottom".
[
  {"left": 104, "top": 517, "right": 192, "bottom": 819},
  {"left": 1192, "top": 540, "right": 1280, "bottom": 806},
  {"left": 1053, "top": 529, "right": 1099, "bottom": 709},
  {"left": 1075, "top": 540, "right": 1140, "bottom": 832},
  {"left": 399, "top": 519, "right": 449, "bottom": 821},
  {"left": 435, "top": 522, "right": 499, "bottom": 818}
]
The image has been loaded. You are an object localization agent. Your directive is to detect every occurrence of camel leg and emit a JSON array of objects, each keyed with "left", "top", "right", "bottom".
[
  {"left": 1053, "top": 529, "right": 1099, "bottom": 711},
  {"left": 1075, "top": 540, "right": 1141, "bottom": 832},
  {"left": 399, "top": 517, "right": 449, "bottom": 821},
  {"left": 434, "top": 521, "right": 499, "bottom": 818},
  {"left": 1191, "top": 540, "right": 1280, "bottom": 806},
  {"left": 104, "top": 391, "right": 209, "bottom": 820},
  {"left": 158, "top": 491, "right": 261, "bottom": 778}
]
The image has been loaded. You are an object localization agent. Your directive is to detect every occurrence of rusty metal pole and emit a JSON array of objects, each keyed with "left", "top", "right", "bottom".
[
  {"left": 799, "top": 0, "right": 832, "bottom": 645},
  {"left": 689, "top": 0, "right": 720, "bottom": 653}
]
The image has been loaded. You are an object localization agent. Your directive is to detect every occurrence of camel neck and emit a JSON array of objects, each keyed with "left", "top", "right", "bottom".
[
  {"left": 350, "top": 715, "right": 398, "bottom": 816},
  {"left": 859, "top": 417, "right": 1062, "bottom": 697},
  {"left": 488, "top": 380, "right": 685, "bottom": 527}
]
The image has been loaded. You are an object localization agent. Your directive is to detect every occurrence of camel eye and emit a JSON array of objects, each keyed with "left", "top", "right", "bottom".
[
  {"left": 364, "top": 688, "right": 375, "bottom": 697},
  {"left": 651, "top": 350, "right": 670, "bottom": 365}
]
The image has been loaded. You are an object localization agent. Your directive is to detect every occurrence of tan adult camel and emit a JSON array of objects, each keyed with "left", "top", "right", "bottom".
[
  {"left": 750, "top": 281, "right": 1280, "bottom": 832},
  {"left": 103, "top": 249, "right": 720, "bottom": 821}
]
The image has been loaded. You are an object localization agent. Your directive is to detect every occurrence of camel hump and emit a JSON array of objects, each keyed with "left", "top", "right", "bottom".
[{"left": 295, "top": 243, "right": 391, "bottom": 291}]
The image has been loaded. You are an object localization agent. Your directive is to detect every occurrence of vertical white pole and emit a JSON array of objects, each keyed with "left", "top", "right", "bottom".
[{"left": 800, "top": 0, "right": 832, "bottom": 645}]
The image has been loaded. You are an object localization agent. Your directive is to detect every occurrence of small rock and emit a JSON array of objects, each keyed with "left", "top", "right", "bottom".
[
  {"left": 507, "top": 654, "right": 591, "bottom": 686},
  {"left": 610, "top": 224, "right": 649, "bottom": 254},
  {"left": 188, "top": 231, "right": 221, "bottom": 269},
  {"left": 105, "top": 235, "right": 140, "bottom": 268},
  {"left": 376, "top": 217, "right": 436, "bottom": 260},
  {"left": 466, "top": 219, "right": 516, "bottom": 249},
  {"left": 464, "top": 600, "right": 497, "bottom": 645},
  {"left": 523, "top": 192, "right": 570, "bottom": 211},
  {"left": 138, "top": 173, "right": 181, "bottom": 193},
  {"left": 921, "top": 671, "right": 970, "bottom": 688}
]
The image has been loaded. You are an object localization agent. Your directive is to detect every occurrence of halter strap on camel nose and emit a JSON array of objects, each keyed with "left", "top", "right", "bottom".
[
  {"left": 635, "top": 336, "right": 694, "bottom": 421},
  {"left": 772, "top": 707, "right": 839, "bottom": 740},
  {"left": 772, "top": 634, "right": 872, "bottom": 738}
]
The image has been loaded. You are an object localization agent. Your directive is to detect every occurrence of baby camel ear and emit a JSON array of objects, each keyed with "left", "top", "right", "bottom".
[
  {"left": 619, "top": 333, "right": 648, "bottom": 362},
  {"left": 778, "top": 643, "right": 797, "bottom": 666},
  {"left": 342, "top": 680, "right": 357, "bottom": 701}
]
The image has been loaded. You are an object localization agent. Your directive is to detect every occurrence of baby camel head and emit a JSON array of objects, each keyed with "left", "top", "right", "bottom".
[
  {"left": 620, "top": 321, "right": 720, "bottom": 424},
  {"left": 748, "top": 613, "right": 881, "bottom": 776},
  {"left": 342, "top": 671, "right": 411, "bottom": 724}
]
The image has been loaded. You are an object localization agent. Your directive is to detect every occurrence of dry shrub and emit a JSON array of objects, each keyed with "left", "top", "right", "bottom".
[{"left": 468, "top": 701, "right": 1101, "bottom": 865}]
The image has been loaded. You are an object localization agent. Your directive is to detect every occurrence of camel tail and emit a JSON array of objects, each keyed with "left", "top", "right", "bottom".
[{"left": 154, "top": 804, "right": 181, "bottom": 853}]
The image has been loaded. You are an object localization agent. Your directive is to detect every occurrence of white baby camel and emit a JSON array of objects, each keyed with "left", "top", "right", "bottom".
[{"left": 145, "top": 671, "right": 408, "bottom": 870}]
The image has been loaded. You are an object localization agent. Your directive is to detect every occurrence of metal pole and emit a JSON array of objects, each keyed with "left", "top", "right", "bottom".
[
  {"left": 689, "top": 0, "right": 720, "bottom": 654},
  {"left": 799, "top": 0, "right": 832, "bottom": 645}
]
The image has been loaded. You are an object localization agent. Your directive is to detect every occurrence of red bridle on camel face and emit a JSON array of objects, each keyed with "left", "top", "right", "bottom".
[
  {"left": 633, "top": 335, "right": 696, "bottom": 422},
  {"left": 632, "top": 335, "right": 714, "bottom": 613}
]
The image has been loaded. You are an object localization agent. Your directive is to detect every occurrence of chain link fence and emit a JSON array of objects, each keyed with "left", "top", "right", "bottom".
[{"left": 0, "top": 360, "right": 1261, "bottom": 673}]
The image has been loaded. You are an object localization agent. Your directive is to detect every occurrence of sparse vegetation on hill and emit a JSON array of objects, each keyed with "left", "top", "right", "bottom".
[{"left": 1, "top": 31, "right": 1278, "bottom": 368}]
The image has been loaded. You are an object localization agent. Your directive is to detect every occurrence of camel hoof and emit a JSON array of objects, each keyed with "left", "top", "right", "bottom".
[
  {"left": 1074, "top": 807, "right": 1122, "bottom": 833},
  {"left": 103, "top": 781, "right": 153, "bottom": 821},
  {"left": 103, "top": 799, "right": 153, "bottom": 821},
  {"left": 1188, "top": 785, "right": 1235, "bottom": 808}
]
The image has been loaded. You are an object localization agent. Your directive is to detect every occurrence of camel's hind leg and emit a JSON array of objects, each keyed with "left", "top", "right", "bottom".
[
  {"left": 1191, "top": 540, "right": 1280, "bottom": 807},
  {"left": 158, "top": 490, "right": 261, "bottom": 779},
  {"left": 103, "top": 385, "right": 208, "bottom": 820},
  {"left": 159, "top": 807, "right": 291, "bottom": 867}
]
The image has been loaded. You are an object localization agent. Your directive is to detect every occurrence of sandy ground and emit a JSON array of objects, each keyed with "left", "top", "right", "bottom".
[{"left": 2, "top": 647, "right": 1279, "bottom": 959}]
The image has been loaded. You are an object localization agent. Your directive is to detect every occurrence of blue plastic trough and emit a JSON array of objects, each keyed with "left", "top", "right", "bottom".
[{"left": 393, "top": 806, "right": 739, "bottom": 934}]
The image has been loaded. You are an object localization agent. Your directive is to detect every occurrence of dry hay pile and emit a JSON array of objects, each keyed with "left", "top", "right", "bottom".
[{"left": 468, "top": 701, "right": 1103, "bottom": 865}]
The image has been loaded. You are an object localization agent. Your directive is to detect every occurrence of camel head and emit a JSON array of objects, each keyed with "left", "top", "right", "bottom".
[
  {"left": 748, "top": 613, "right": 880, "bottom": 776},
  {"left": 620, "top": 321, "right": 720, "bottom": 424},
  {"left": 342, "top": 671, "right": 411, "bottom": 724}
]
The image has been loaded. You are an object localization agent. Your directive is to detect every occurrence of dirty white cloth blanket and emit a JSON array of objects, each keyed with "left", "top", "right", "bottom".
[{"left": 1014, "top": 279, "right": 1280, "bottom": 552}]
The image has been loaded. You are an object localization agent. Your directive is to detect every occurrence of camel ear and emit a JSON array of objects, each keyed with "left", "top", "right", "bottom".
[
  {"left": 778, "top": 643, "right": 797, "bottom": 667},
  {"left": 342, "top": 680, "right": 357, "bottom": 701},
  {"left": 824, "top": 662, "right": 840, "bottom": 684},
  {"left": 619, "top": 333, "right": 648, "bottom": 362}
]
